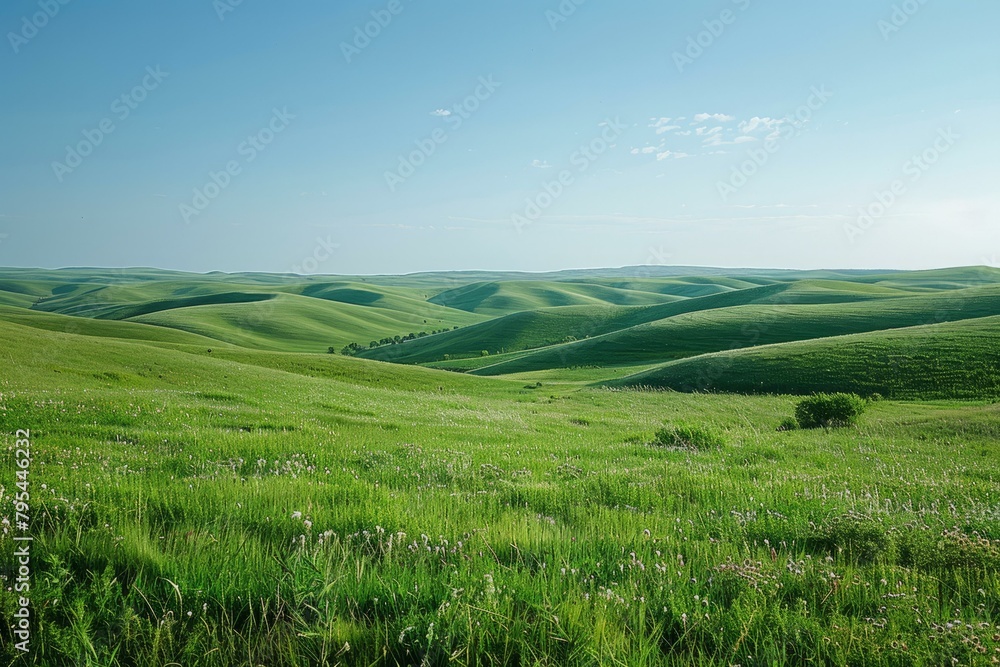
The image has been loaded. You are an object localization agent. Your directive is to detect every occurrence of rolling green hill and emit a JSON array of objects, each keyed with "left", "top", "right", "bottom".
[
  {"left": 0, "top": 305, "right": 230, "bottom": 347},
  {"left": 856, "top": 265, "right": 1000, "bottom": 291},
  {"left": 561, "top": 275, "right": 775, "bottom": 298},
  {"left": 0, "top": 316, "right": 503, "bottom": 396},
  {"left": 469, "top": 284, "right": 1000, "bottom": 376},
  {"left": 608, "top": 315, "right": 1000, "bottom": 399},
  {"left": 128, "top": 293, "right": 483, "bottom": 353},
  {"left": 364, "top": 279, "right": 920, "bottom": 366},
  {"left": 427, "top": 280, "right": 683, "bottom": 314},
  {"left": 362, "top": 305, "right": 654, "bottom": 364},
  {"left": 4, "top": 265, "right": 1000, "bottom": 391},
  {"left": 295, "top": 282, "right": 480, "bottom": 321},
  {"left": 18, "top": 274, "right": 485, "bottom": 352}
]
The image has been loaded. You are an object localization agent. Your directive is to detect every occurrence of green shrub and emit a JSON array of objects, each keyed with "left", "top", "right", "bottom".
[
  {"left": 777, "top": 416, "right": 798, "bottom": 432},
  {"left": 818, "top": 514, "right": 892, "bottom": 564},
  {"left": 794, "top": 393, "right": 867, "bottom": 429},
  {"left": 897, "top": 528, "right": 1000, "bottom": 572},
  {"left": 653, "top": 423, "right": 725, "bottom": 451}
]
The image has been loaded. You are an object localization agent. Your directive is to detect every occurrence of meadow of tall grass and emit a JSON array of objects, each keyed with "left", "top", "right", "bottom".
[{"left": 1, "top": 345, "right": 998, "bottom": 665}]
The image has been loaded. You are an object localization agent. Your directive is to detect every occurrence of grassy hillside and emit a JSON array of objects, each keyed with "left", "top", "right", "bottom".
[
  {"left": 0, "top": 317, "right": 501, "bottom": 395},
  {"left": 609, "top": 315, "right": 1000, "bottom": 399},
  {"left": 128, "top": 293, "right": 483, "bottom": 353},
  {"left": 427, "top": 280, "right": 683, "bottom": 314},
  {"left": 470, "top": 284, "right": 1000, "bottom": 376},
  {"left": 0, "top": 305, "right": 229, "bottom": 346},
  {"left": 856, "top": 265, "right": 1000, "bottom": 291},
  {"left": 362, "top": 305, "right": 655, "bottom": 364},
  {"left": 0, "top": 290, "right": 35, "bottom": 307},
  {"left": 295, "top": 282, "right": 481, "bottom": 321},
  {"left": 561, "top": 275, "right": 775, "bottom": 298},
  {"left": 2, "top": 308, "right": 1000, "bottom": 666},
  {"left": 365, "top": 280, "right": 917, "bottom": 366}
]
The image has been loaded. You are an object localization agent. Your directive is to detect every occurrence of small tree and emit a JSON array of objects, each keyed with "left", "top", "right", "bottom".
[
  {"left": 340, "top": 342, "right": 366, "bottom": 356},
  {"left": 795, "top": 393, "right": 868, "bottom": 429}
]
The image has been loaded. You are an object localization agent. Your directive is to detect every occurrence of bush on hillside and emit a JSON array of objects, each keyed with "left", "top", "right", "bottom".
[
  {"left": 777, "top": 416, "right": 799, "bottom": 432},
  {"left": 817, "top": 514, "right": 893, "bottom": 564},
  {"left": 654, "top": 423, "right": 725, "bottom": 451},
  {"left": 794, "top": 393, "right": 867, "bottom": 429}
]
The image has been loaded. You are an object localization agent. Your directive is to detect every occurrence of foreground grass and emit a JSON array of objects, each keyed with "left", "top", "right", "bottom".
[{"left": 0, "top": 321, "right": 997, "bottom": 665}]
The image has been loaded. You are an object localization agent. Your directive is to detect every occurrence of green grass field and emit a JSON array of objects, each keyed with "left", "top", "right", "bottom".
[{"left": 1, "top": 266, "right": 999, "bottom": 666}]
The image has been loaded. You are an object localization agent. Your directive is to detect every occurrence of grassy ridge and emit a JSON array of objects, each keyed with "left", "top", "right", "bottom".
[
  {"left": 609, "top": 314, "right": 1000, "bottom": 399},
  {"left": 427, "top": 280, "right": 683, "bottom": 314},
  {"left": 24, "top": 277, "right": 485, "bottom": 352},
  {"left": 363, "top": 280, "right": 908, "bottom": 366},
  {"left": 0, "top": 318, "right": 502, "bottom": 395},
  {"left": 128, "top": 293, "right": 483, "bottom": 353},
  {"left": 560, "top": 275, "right": 774, "bottom": 297},
  {"left": 0, "top": 305, "right": 229, "bottom": 347},
  {"left": 470, "top": 284, "right": 1000, "bottom": 376},
  {"left": 362, "top": 305, "right": 652, "bottom": 364}
]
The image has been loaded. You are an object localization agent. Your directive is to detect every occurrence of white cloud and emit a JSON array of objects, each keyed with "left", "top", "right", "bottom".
[
  {"left": 739, "top": 116, "right": 782, "bottom": 134},
  {"left": 430, "top": 109, "right": 452, "bottom": 117},
  {"left": 530, "top": 159, "right": 553, "bottom": 169},
  {"left": 694, "top": 113, "right": 735, "bottom": 123},
  {"left": 696, "top": 126, "right": 723, "bottom": 136},
  {"left": 630, "top": 146, "right": 659, "bottom": 155},
  {"left": 704, "top": 131, "right": 761, "bottom": 147},
  {"left": 656, "top": 150, "right": 691, "bottom": 160}
]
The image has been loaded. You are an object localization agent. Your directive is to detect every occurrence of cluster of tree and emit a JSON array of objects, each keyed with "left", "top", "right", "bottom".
[{"left": 333, "top": 326, "right": 459, "bottom": 356}]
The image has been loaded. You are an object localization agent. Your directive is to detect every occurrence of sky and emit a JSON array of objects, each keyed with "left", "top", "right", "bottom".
[{"left": 1, "top": 0, "right": 998, "bottom": 275}]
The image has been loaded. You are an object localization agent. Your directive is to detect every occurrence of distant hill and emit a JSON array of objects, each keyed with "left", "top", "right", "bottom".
[
  {"left": 607, "top": 315, "right": 1000, "bottom": 399},
  {"left": 2, "top": 265, "right": 999, "bottom": 396},
  {"left": 468, "top": 284, "right": 1000, "bottom": 376}
]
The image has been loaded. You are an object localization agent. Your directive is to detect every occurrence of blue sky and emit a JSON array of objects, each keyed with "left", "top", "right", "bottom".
[{"left": 1, "top": 0, "right": 998, "bottom": 274}]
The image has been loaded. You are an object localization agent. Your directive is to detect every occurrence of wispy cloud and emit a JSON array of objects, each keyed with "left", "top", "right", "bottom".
[
  {"left": 694, "top": 113, "right": 735, "bottom": 123},
  {"left": 633, "top": 111, "right": 800, "bottom": 157},
  {"left": 530, "top": 159, "right": 553, "bottom": 169},
  {"left": 739, "top": 116, "right": 785, "bottom": 138},
  {"left": 430, "top": 109, "right": 452, "bottom": 117},
  {"left": 649, "top": 117, "right": 681, "bottom": 134}
]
